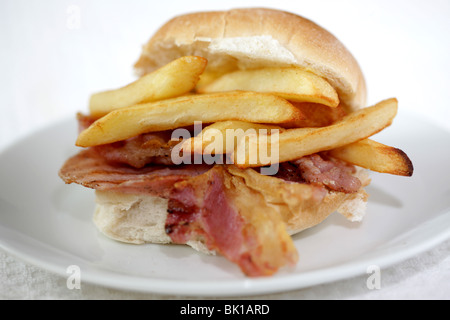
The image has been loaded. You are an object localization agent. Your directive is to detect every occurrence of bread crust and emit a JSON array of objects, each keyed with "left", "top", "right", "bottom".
[{"left": 135, "top": 8, "right": 366, "bottom": 111}]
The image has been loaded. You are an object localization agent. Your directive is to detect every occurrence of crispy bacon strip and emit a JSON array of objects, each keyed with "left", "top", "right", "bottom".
[
  {"left": 294, "top": 154, "right": 362, "bottom": 193},
  {"left": 77, "top": 113, "right": 181, "bottom": 168},
  {"left": 58, "top": 149, "right": 211, "bottom": 198},
  {"left": 60, "top": 151, "right": 299, "bottom": 276},
  {"left": 166, "top": 166, "right": 299, "bottom": 277},
  {"left": 93, "top": 133, "right": 180, "bottom": 168}
]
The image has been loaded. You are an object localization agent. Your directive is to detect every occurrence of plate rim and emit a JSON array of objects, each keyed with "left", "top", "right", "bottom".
[{"left": 1, "top": 213, "right": 449, "bottom": 297}]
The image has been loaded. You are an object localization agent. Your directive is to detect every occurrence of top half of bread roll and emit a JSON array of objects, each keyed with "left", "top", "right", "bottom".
[{"left": 134, "top": 8, "right": 366, "bottom": 112}]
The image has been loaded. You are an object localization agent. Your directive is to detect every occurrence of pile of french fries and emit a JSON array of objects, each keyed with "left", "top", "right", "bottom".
[{"left": 77, "top": 56, "right": 413, "bottom": 177}]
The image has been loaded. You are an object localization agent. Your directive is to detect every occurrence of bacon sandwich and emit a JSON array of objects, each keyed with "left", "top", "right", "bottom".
[{"left": 59, "top": 8, "right": 413, "bottom": 277}]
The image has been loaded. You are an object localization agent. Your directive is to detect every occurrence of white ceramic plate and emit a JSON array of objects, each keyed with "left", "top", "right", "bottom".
[{"left": 0, "top": 111, "right": 449, "bottom": 297}]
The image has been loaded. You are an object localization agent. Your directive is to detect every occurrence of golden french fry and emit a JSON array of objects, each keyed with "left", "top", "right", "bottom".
[
  {"left": 182, "top": 121, "right": 286, "bottom": 154},
  {"left": 89, "top": 56, "right": 208, "bottom": 117},
  {"left": 198, "top": 67, "right": 339, "bottom": 108},
  {"left": 328, "top": 139, "right": 413, "bottom": 176},
  {"left": 195, "top": 70, "right": 229, "bottom": 92},
  {"left": 232, "top": 98, "right": 398, "bottom": 167},
  {"left": 76, "top": 91, "right": 303, "bottom": 147}
]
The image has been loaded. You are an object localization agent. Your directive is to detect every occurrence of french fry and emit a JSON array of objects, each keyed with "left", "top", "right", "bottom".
[
  {"left": 182, "top": 121, "right": 286, "bottom": 154},
  {"left": 328, "top": 139, "right": 413, "bottom": 176},
  {"left": 198, "top": 67, "right": 339, "bottom": 108},
  {"left": 89, "top": 56, "right": 208, "bottom": 117},
  {"left": 195, "top": 70, "right": 229, "bottom": 92},
  {"left": 76, "top": 91, "right": 303, "bottom": 147},
  {"left": 232, "top": 98, "right": 398, "bottom": 167}
]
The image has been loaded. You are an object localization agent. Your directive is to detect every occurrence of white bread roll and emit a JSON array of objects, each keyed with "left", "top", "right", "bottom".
[
  {"left": 93, "top": 169, "right": 370, "bottom": 253},
  {"left": 134, "top": 8, "right": 367, "bottom": 111},
  {"left": 93, "top": 190, "right": 214, "bottom": 254}
]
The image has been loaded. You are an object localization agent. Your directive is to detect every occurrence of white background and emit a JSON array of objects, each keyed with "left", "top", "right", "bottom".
[{"left": 0, "top": 0, "right": 449, "bottom": 299}]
